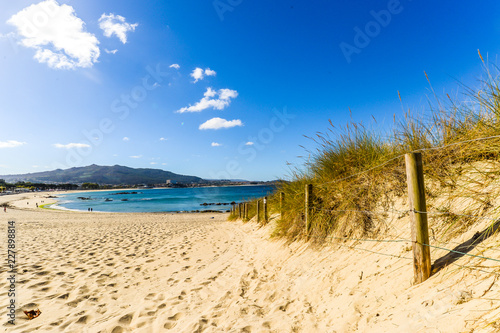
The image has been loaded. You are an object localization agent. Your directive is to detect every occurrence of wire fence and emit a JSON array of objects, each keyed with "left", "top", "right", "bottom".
[{"left": 231, "top": 135, "right": 500, "bottom": 282}]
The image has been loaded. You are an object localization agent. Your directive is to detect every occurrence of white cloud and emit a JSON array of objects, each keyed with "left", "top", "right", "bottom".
[
  {"left": 211, "top": 142, "right": 222, "bottom": 147},
  {"left": 98, "top": 13, "right": 138, "bottom": 44},
  {"left": 199, "top": 117, "right": 243, "bottom": 130},
  {"left": 129, "top": 155, "right": 142, "bottom": 158},
  {"left": 176, "top": 87, "right": 238, "bottom": 113},
  {"left": 7, "top": 0, "right": 100, "bottom": 69},
  {"left": 204, "top": 68, "right": 216, "bottom": 76},
  {"left": 159, "top": 137, "right": 168, "bottom": 141},
  {"left": 54, "top": 143, "right": 90, "bottom": 149},
  {"left": 150, "top": 162, "right": 157, "bottom": 165},
  {"left": 190, "top": 67, "right": 204, "bottom": 82},
  {"left": 105, "top": 48, "right": 118, "bottom": 54},
  {"left": 0, "top": 140, "right": 26, "bottom": 148},
  {"left": 122, "top": 137, "right": 129, "bottom": 141},
  {"left": 245, "top": 142, "right": 254, "bottom": 146},
  {"left": 169, "top": 63, "right": 180, "bottom": 69},
  {"left": 190, "top": 67, "right": 216, "bottom": 82}
]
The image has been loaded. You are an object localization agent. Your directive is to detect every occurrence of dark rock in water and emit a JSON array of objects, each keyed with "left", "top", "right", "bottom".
[
  {"left": 230, "top": 201, "right": 236, "bottom": 205},
  {"left": 77, "top": 197, "right": 91, "bottom": 200},
  {"left": 104, "top": 198, "right": 112, "bottom": 202},
  {"left": 112, "top": 191, "right": 139, "bottom": 195},
  {"left": 121, "top": 199, "right": 128, "bottom": 201},
  {"left": 202, "top": 202, "right": 232, "bottom": 206}
]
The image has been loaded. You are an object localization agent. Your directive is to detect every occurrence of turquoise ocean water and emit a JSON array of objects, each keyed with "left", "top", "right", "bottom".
[{"left": 52, "top": 185, "right": 274, "bottom": 213}]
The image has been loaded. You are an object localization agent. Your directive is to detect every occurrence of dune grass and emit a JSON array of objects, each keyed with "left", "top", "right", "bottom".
[{"left": 234, "top": 56, "right": 500, "bottom": 243}]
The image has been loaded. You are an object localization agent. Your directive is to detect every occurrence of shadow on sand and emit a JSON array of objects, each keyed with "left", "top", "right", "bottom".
[{"left": 431, "top": 219, "right": 500, "bottom": 274}]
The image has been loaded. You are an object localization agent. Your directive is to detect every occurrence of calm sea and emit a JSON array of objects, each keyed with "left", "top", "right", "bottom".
[{"left": 52, "top": 185, "right": 274, "bottom": 213}]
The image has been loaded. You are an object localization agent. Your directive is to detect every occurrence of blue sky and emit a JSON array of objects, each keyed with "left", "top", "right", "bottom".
[{"left": 1, "top": 0, "right": 499, "bottom": 181}]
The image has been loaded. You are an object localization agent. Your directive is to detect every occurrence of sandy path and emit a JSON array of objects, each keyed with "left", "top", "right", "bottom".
[{"left": 1, "top": 192, "right": 500, "bottom": 332}]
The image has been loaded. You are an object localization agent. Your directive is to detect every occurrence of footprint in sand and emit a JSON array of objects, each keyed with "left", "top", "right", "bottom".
[
  {"left": 111, "top": 326, "right": 124, "bottom": 333},
  {"left": 163, "top": 312, "right": 185, "bottom": 329},
  {"left": 119, "top": 313, "right": 133, "bottom": 325},
  {"left": 145, "top": 293, "right": 156, "bottom": 300},
  {"left": 76, "top": 315, "right": 89, "bottom": 324}
]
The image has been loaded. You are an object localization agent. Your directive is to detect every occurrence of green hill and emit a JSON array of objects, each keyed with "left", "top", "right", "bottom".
[{"left": 0, "top": 164, "right": 203, "bottom": 185}]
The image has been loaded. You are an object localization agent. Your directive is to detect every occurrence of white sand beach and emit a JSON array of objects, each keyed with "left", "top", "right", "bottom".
[{"left": 1, "top": 192, "right": 500, "bottom": 332}]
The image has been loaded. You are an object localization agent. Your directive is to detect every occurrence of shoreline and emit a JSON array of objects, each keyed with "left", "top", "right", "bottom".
[{"left": 2, "top": 192, "right": 233, "bottom": 215}]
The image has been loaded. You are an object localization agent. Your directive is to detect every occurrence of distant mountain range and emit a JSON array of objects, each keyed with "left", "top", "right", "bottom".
[{"left": 0, "top": 164, "right": 204, "bottom": 185}]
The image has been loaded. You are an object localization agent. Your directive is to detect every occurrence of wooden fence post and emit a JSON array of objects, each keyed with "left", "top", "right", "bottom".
[
  {"left": 263, "top": 197, "right": 268, "bottom": 224},
  {"left": 257, "top": 200, "right": 261, "bottom": 223},
  {"left": 244, "top": 202, "right": 249, "bottom": 221},
  {"left": 238, "top": 203, "right": 242, "bottom": 219},
  {"left": 405, "top": 152, "right": 431, "bottom": 284},
  {"left": 305, "top": 184, "right": 313, "bottom": 234},
  {"left": 280, "top": 192, "right": 285, "bottom": 218}
]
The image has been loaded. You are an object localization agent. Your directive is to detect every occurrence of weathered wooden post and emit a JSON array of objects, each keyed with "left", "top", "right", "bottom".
[
  {"left": 263, "top": 197, "right": 268, "bottom": 224},
  {"left": 280, "top": 192, "right": 285, "bottom": 218},
  {"left": 405, "top": 152, "right": 431, "bottom": 284},
  {"left": 244, "top": 202, "right": 249, "bottom": 221},
  {"left": 305, "top": 184, "right": 313, "bottom": 234},
  {"left": 238, "top": 203, "right": 242, "bottom": 219},
  {"left": 256, "top": 199, "right": 261, "bottom": 223}
]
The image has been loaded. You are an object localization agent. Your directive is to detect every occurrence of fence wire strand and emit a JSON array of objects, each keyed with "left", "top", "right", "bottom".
[{"left": 234, "top": 134, "right": 500, "bottom": 277}]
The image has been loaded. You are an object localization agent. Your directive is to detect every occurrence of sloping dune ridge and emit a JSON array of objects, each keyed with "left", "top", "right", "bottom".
[{"left": 1, "top": 192, "right": 500, "bottom": 332}]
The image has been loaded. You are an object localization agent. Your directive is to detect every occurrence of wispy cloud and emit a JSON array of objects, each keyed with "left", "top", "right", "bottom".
[
  {"left": 129, "top": 155, "right": 142, "bottom": 158},
  {"left": 53, "top": 143, "right": 90, "bottom": 149},
  {"left": 105, "top": 48, "right": 118, "bottom": 54},
  {"left": 98, "top": 13, "right": 138, "bottom": 44},
  {"left": 169, "top": 63, "right": 180, "bottom": 69},
  {"left": 245, "top": 142, "right": 254, "bottom": 146},
  {"left": 150, "top": 162, "right": 157, "bottom": 165},
  {"left": 199, "top": 117, "right": 243, "bottom": 130},
  {"left": 211, "top": 142, "right": 222, "bottom": 147},
  {"left": 122, "top": 137, "right": 130, "bottom": 141},
  {"left": 176, "top": 87, "right": 238, "bottom": 113},
  {"left": 7, "top": 0, "right": 100, "bottom": 69},
  {"left": 0, "top": 140, "right": 26, "bottom": 148},
  {"left": 159, "top": 137, "right": 168, "bottom": 141},
  {"left": 190, "top": 67, "right": 216, "bottom": 83}
]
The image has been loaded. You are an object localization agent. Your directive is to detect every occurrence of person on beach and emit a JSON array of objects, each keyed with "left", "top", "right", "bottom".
[{"left": 3, "top": 206, "right": 6, "bottom": 213}]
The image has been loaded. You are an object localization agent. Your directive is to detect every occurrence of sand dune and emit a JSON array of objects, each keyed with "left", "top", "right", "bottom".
[{"left": 1, "top": 192, "right": 500, "bottom": 332}]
